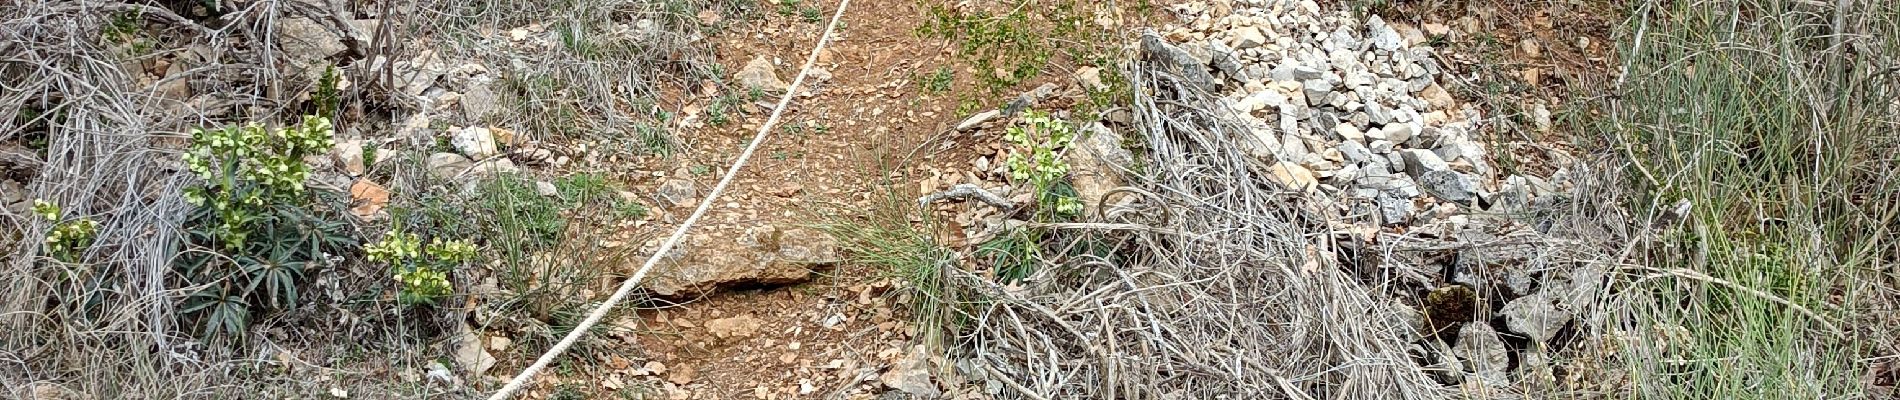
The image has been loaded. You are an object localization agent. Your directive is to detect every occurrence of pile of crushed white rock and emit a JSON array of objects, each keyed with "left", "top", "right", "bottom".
[
  {"left": 1148, "top": 0, "right": 1566, "bottom": 227},
  {"left": 1133, "top": 0, "right": 1606, "bottom": 390}
]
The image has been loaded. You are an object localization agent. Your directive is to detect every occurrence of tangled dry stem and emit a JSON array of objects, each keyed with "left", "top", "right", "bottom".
[
  {"left": 1, "top": 0, "right": 720, "bottom": 397},
  {"left": 951, "top": 60, "right": 1460, "bottom": 399}
]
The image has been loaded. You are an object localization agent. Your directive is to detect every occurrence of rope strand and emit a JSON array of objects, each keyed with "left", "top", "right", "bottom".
[{"left": 483, "top": 1, "right": 852, "bottom": 397}]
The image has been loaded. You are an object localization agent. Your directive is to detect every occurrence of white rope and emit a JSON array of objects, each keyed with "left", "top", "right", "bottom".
[{"left": 483, "top": 1, "right": 852, "bottom": 398}]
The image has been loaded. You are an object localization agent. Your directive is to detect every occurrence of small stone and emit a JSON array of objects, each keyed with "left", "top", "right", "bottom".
[
  {"left": 645, "top": 361, "right": 669, "bottom": 375},
  {"left": 1338, "top": 140, "right": 1373, "bottom": 163},
  {"left": 656, "top": 179, "right": 697, "bottom": 208},
  {"left": 278, "top": 17, "right": 348, "bottom": 75},
  {"left": 1400, "top": 149, "right": 1451, "bottom": 177},
  {"left": 1369, "top": 140, "right": 1396, "bottom": 154},
  {"left": 1367, "top": 15, "right": 1404, "bottom": 51},
  {"left": 1208, "top": 42, "right": 1244, "bottom": 78},
  {"left": 1141, "top": 33, "right": 1217, "bottom": 91},
  {"left": 955, "top": 110, "right": 1000, "bottom": 131},
  {"left": 669, "top": 364, "right": 697, "bottom": 385},
  {"left": 474, "top": 158, "right": 519, "bottom": 175},
  {"left": 348, "top": 179, "right": 391, "bottom": 220},
  {"left": 735, "top": 56, "right": 789, "bottom": 92},
  {"left": 1502, "top": 291, "right": 1572, "bottom": 344},
  {"left": 489, "top": 336, "right": 513, "bottom": 352},
  {"left": 452, "top": 127, "right": 499, "bottom": 158},
  {"left": 1532, "top": 103, "right": 1553, "bottom": 132},
  {"left": 1366, "top": 102, "right": 1393, "bottom": 125},
  {"left": 880, "top": 345, "right": 942, "bottom": 398},
  {"left": 1384, "top": 122, "right": 1418, "bottom": 143},
  {"left": 1419, "top": 83, "right": 1455, "bottom": 110},
  {"left": 1270, "top": 65, "right": 1324, "bottom": 82},
  {"left": 1234, "top": 90, "right": 1285, "bottom": 113},
  {"left": 427, "top": 152, "right": 474, "bottom": 179},
  {"left": 1420, "top": 170, "right": 1479, "bottom": 202},
  {"left": 1334, "top": 123, "right": 1365, "bottom": 142},
  {"left": 1232, "top": 26, "right": 1268, "bottom": 49},
  {"left": 1377, "top": 193, "right": 1413, "bottom": 225},
  {"left": 1267, "top": 161, "right": 1318, "bottom": 191},
  {"left": 332, "top": 139, "right": 366, "bottom": 176},
  {"left": 1072, "top": 66, "right": 1108, "bottom": 91},
  {"left": 1301, "top": 79, "right": 1333, "bottom": 106},
  {"left": 534, "top": 181, "right": 558, "bottom": 197},
  {"left": 705, "top": 314, "right": 764, "bottom": 340},
  {"left": 1453, "top": 323, "right": 1510, "bottom": 385}
]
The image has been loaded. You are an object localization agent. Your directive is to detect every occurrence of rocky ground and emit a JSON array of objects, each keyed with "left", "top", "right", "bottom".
[
  {"left": 1, "top": 0, "right": 1667, "bottom": 398},
  {"left": 1136, "top": 0, "right": 1611, "bottom": 392}
]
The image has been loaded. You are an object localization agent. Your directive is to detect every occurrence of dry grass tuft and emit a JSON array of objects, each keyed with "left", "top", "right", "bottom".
[{"left": 1, "top": 0, "right": 729, "bottom": 397}]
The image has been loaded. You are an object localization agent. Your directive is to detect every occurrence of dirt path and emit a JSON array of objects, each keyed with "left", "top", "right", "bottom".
[{"left": 534, "top": 1, "right": 982, "bottom": 398}]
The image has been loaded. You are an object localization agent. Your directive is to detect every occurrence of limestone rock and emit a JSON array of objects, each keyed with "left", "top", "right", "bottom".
[
  {"left": 332, "top": 139, "right": 366, "bottom": 176},
  {"left": 643, "top": 225, "right": 841, "bottom": 297},
  {"left": 880, "top": 345, "right": 942, "bottom": 398},
  {"left": 656, "top": 179, "right": 698, "bottom": 208},
  {"left": 1502, "top": 291, "right": 1571, "bottom": 344},
  {"left": 454, "top": 332, "right": 496, "bottom": 378},
  {"left": 1070, "top": 123, "right": 1132, "bottom": 214},
  {"left": 426, "top": 153, "right": 473, "bottom": 179},
  {"left": 452, "top": 127, "right": 499, "bottom": 158},
  {"left": 1453, "top": 323, "right": 1509, "bottom": 385},
  {"left": 955, "top": 110, "right": 1000, "bottom": 132},
  {"left": 1420, "top": 170, "right": 1478, "bottom": 202},
  {"left": 735, "top": 56, "right": 789, "bottom": 92},
  {"left": 1268, "top": 161, "right": 1318, "bottom": 191},
  {"left": 705, "top": 314, "right": 764, "bottom": 340},
  {"left": 1141, "top": 33, "right": 1216, "bottom": 91}
]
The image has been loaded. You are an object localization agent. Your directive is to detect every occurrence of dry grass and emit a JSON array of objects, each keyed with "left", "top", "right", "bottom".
[
  {"left": 942, "top": 60, "right": 1461, "bottom": 399},
  {"left": 1582, "top": 0, "right": 1900, "bottom": 397},
  {"left": 0, "top": 0, "right": 728, "bottom": 398}
]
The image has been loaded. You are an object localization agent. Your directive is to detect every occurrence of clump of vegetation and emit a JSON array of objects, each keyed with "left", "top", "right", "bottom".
[
  {"left": 1003, "top": 110, "right": 1082, "bottom": 218},
  {"left": 34, "top": 199, "right": 99, "bottom": 263},
  {"left": 173, "top": 116, "right": 355, "bottom": 339},
  {"left": 1592, "top": 0, "right": 1900, "bottom": 397},
  {"left": 365, "top": 230, "right": 477, "bottom": 305},
  {"left": 917, "top": 0, "right": 1133, "bottom": 102}
]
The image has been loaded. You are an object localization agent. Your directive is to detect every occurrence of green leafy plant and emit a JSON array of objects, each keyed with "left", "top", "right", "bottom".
[
  {"left": 919, "top": 67, "right": 954, "bottom": 93},
  {"left": 801, "top": 7, "right": 824, "bottom": 24},
  {"left": 174, "top": 115, "right": 354, "bottom": 340},
  {"left": 634, "top": 123, "right": 674, "bottom": 156},
  {"left": 1003, "top": 110, "right": 1082, "bottom": 217},
  {"left": 313, "top": 65, "right": 341, "bottom": 119},
  {"left": 366, "top": 230, "right": 475, "bottom": 305},
  {"left": 35, "top": 199, "right": 98, "bottom": 262}
]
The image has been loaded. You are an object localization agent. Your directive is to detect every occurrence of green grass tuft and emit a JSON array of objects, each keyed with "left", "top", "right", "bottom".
[{"left": 1598, "top": 0, "right": 1900, "bottom": 397}]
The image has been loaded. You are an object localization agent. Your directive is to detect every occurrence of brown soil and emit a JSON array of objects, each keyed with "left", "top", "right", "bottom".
[
  {"left": 499, "top": 0, "right": 1017, "bottom": 398},
  {"left": 498, "top": 0, "right": 1628, "bottom": 397}
]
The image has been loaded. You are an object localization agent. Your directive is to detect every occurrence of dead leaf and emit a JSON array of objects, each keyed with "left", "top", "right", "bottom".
[
  {"left": 489, "top": 127, "right": 518, "bottom": 147},
  {"left": 349, "top": 179, "right": 390, "bottom": 220},
  {"left": 668, "top": 364, "right": 697, "bottom": 385}
]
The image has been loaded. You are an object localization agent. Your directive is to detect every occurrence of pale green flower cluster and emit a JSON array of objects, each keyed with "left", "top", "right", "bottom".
[
  {"left": 1003, "top": 111, "right": 1084, "bottom": 216},
  {"left": 366, "top": 230, "right": 478, "bottom": 305},
  {"left": 34, "top": 199, "right": 98, "bottom": 260}
]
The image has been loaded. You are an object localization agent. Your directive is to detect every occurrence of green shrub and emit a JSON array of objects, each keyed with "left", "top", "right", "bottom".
[
  {"left": 1003, "top": 110, "right": 1082, "bottom": 218},
  {"left": 174, "top": 116, "right": 355, "bottom": 340},
  {"left": 365, "top": 230, "right": 476, "bottom": 305},
  {"left": 34, "top": 199, "right": 98, "bottom": 263}
]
